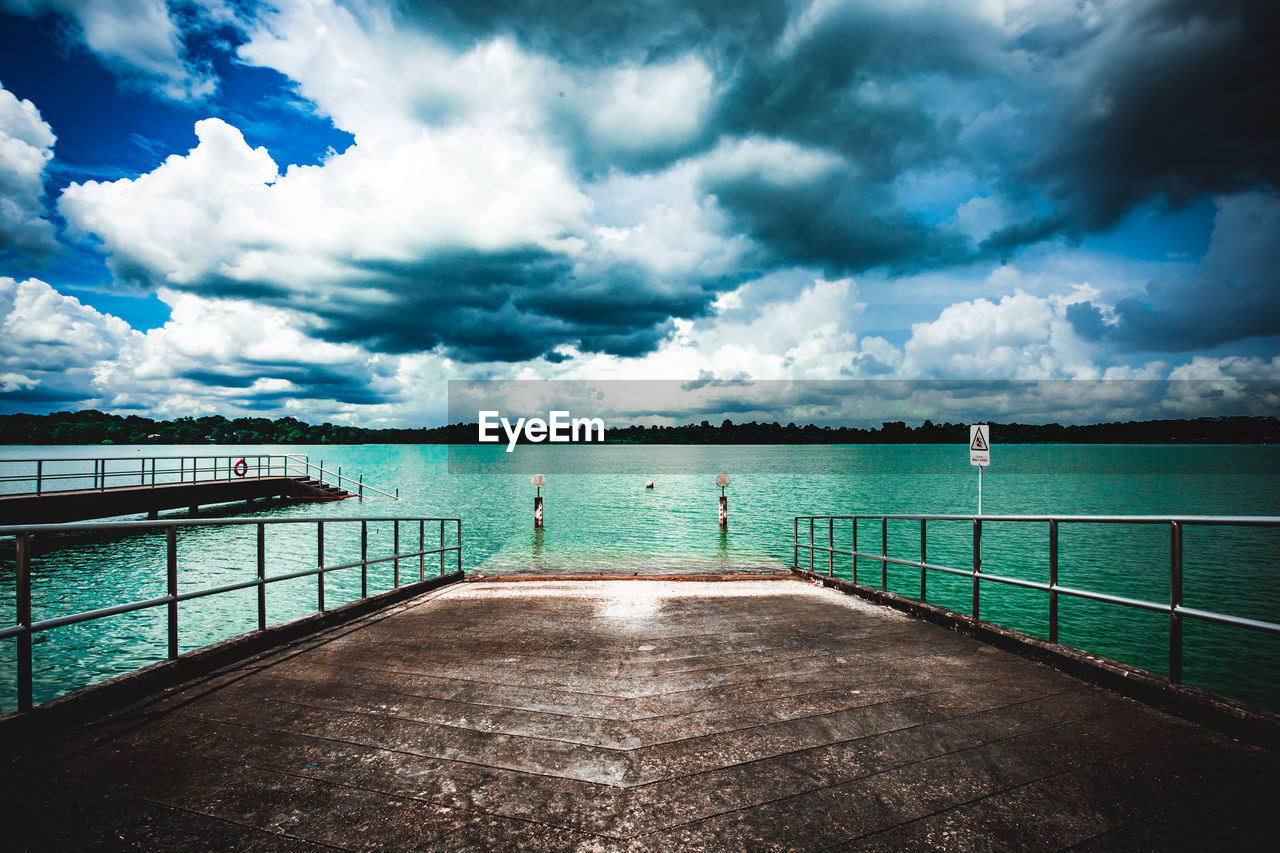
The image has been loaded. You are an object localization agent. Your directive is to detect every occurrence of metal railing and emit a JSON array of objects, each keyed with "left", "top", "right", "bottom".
[
  {"left": 0, "top": 454, "right": 400, "bottom": 501},
  {"left": 0, "top": 516, "right": 461, "bottom": 712},
  {"left": 287, "top": 456, "right": 400, "bottom": 501},
  {"left": 793, "top": 513, "right": 1280, "bottom": 686}
]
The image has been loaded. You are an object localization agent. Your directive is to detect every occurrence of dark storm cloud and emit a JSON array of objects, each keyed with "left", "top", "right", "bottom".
[
  {"left": 1067, "top": 191, "right": 1280, "bottom": 351},
  {"left": 1008, "top": 0, "right": 1280, "bottom": 243},
  {"left": 395, "top": 0, "right": 790, "bottom": 66},
  {"left": 397, "top": 0, "right": 990, "bottom": 277},
  {"left": 395, "top": 0, "right": 1279, "bottom": 271},
  {"left": 180, "top": 365, "right": 391, "bottom": 405},
  {"left": 295, "top": 251, "right": 712, "bottom": 362},
  {"left": 703, "top": 165, "right": 968, "bottom": 273}
]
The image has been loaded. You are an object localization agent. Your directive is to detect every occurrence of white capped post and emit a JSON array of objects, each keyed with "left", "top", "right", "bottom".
[
  {"left": 716, "top": 473, "right": 730, "bottom": 528},
  {"left": 532, "top": 474, "right": 546, "bottom": 528},
  {"left": 969, "top": 424, "right": 990, "bottom": 515}
]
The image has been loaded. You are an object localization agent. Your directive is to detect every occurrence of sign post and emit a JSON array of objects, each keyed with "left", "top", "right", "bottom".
[{"left": 969, "top": 424, "right": 990, "bottom": 514}]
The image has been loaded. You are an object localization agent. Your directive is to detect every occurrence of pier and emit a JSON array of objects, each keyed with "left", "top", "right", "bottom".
[
  {"left": 2, "top": 512, "right": 1278, "bottom": 850},
  {"left": 3, "top": 575, "right": 1277, "bottom": 850},
  {"left": 0, "top": 454, "right": 394, "bottom": 523}
]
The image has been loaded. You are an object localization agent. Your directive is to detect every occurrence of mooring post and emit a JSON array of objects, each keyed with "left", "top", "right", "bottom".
[
  {"left": 716, "top": 473, "right": 730, "bottom": 528},
  {"left": 532, "top": 474, "right": 546, "bottom": 527},
  {"left": 358, "top": 473, "right": 363, "bottom": 500}
]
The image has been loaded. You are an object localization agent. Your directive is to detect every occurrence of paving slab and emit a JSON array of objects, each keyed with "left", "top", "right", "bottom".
[{"left": 3, "top": 576, "right": 1277, "bottom": 851}]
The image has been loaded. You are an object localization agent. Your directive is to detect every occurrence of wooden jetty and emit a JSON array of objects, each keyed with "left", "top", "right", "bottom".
[
  {"left": 0, "top": 475, "right": 350, "bottom": 524},
  {"left": 4, "top": 575, "right": 1276, "bottom": 851}
]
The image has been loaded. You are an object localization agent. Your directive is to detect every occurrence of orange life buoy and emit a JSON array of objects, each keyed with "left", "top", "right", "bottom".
[{"left": 233, "top": 458, "right": 248, "bottom": 477}]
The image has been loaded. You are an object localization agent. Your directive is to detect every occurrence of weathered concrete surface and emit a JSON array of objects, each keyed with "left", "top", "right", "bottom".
[{"left": 3, "top": 577, "right": 1276, "bottom": 851}]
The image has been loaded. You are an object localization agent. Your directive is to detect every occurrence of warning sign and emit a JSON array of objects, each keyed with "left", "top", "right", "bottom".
[{"left": 969, "top": 424, "right": 990, "bottom": 466}]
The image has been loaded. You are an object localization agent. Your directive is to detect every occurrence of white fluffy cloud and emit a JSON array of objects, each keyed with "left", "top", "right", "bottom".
[
  {"left": 0, "top": 277, "right": 137, "bottom": 405},
  {"left": 59, "top": 116, "right": 591, "bottom": 297},
  {"left": 0, "top": 82, "right": 56, "bottom": 257},
  {"left": 1, "top": 0, "right": 216, "bottom": 100}
]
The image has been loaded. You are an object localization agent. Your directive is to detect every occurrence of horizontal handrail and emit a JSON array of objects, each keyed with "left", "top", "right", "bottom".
[
  {"left": 793, "top": 513, "right": 1280, "bottom": 697},
  {"left": 794, "top": 513, "right": 1280, "bottom": 526},
  {"left": 2, "top": 516, "right": 462, "bottom": 712}
]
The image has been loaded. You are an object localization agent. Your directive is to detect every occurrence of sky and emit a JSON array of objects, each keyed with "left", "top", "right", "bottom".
[{"left": 0, "top": 0, "right": 1277, "bottom": 428}]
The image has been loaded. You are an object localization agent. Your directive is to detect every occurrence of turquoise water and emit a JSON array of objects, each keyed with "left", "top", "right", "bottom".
[{"left": 2, "top": 443, "right": 1279, "bottom": 713}]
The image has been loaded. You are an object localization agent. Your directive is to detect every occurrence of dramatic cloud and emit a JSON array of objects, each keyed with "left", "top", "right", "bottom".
[
  {"left": 1012, "top": 0, "right": 1280, "bottom": 240},
  {"left": 1, "top": 0, "right": 217, "bottom": 100},
  {"left": 0, "top": 276, "right": 137, "bottom": 403},
  {"left": 1, "top": 0, "right": 1277, "bottom": 424},
  {"left": 0, "top": 82, "right": 56, "bottom": 259},
  {"left": 1068, "top": 192, "right": 1280, "bottom": 351}
]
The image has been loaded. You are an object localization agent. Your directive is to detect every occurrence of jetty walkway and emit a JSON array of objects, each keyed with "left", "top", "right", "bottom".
[
  {"left": 4, "top": 575, "right": 1275, "bottom": 851},
  {"left": 0, "top": 454, "right": 393, "bottom": 523}
]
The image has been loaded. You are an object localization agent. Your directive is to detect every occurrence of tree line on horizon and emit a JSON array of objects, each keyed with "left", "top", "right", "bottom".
[{"left": 0, "top": 409, "right": 1277, "bottom": 446}]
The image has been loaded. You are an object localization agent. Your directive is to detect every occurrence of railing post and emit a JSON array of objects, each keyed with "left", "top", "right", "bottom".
[
  {"left": 972, "top": 519, "right": 982, "bottom": 619},
  {"left": 809, "top": 518, "right": 814, "bottom": 571},
  {"left": 919, "top": 518, "right": 927, "bottom": 601},
  {"left": 1049, "top": 520, "right": 1059, "bottom": 644},
  {"left": 141, "top": 458, "right": 146, "bottom": 485},
  {"left": 360, "top": 521, "right": 368, "bottom": 598},
  {"left": 881, "top": 517, "right": 888, "bottom": 590},
  {"left": 828, "top": 517, "right": 834, "bottom": 576},
  {"left": 419, "top": 520, "right": 425, "bottom": 581},
  {"left": 359, "top": 473, "right": 364, "bottom": 500},
  {"left": 35, "top": 460, "right": 42, "bottom": 496},
  {"left": 1170, "top": 521, "right": 1183, "bottom": 684},
  {"left": 16, "top": 532, "right": 32, "bottom": 712},
  {"left": 167, "top": 525, "right": 178, "bottom": 660},
  {"left": 852, "top": 518, "right": 857, "bottom": 584},
  {"left": 457, "top": 520, "right": 463, "bottom": 574},
  {"left": 317, "top": 522, "right": 325, "bottom": 611},
  {"left": 793, "top": 517, "right": 798, "bottom": 568},
  {"left": 393, "top": 521, "right": 400, "bottom": 588},
  {"left": 440, "top": 519, "right": 446, "bottom": 577},
  {"left": 257, "top": 522, "right": 266, "bottom": 631}
]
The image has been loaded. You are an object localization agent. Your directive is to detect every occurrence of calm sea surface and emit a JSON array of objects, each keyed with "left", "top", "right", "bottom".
[{"left": 2, "top": 443, "right": 1278, "bottom": 713}]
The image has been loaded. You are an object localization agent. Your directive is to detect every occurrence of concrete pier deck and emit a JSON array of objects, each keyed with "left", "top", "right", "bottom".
[{"left": 3, "top": 576, "right": 1276, "bottom": 851}]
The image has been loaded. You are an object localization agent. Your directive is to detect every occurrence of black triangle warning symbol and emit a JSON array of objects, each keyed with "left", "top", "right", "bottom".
[{"left": 971, "top": 430, "right": 988, "bottom": 452}]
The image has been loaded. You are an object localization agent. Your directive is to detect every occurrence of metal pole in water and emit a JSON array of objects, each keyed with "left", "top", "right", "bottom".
[
  {"left": 716, "top": 474, "right": 730, "bottom": 528},
  {"left": 532, "top": 474, "right": 546, "bottom": 527}
]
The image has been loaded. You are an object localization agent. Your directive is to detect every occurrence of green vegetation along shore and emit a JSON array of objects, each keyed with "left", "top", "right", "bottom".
[{"left": 1, "top": 410, "right": 1276, "bottom": 446}]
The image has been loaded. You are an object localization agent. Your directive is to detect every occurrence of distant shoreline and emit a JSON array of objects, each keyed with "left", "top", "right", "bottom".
[{"left": 0, "top": 410, "right": 1275, "bottom": 446}]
